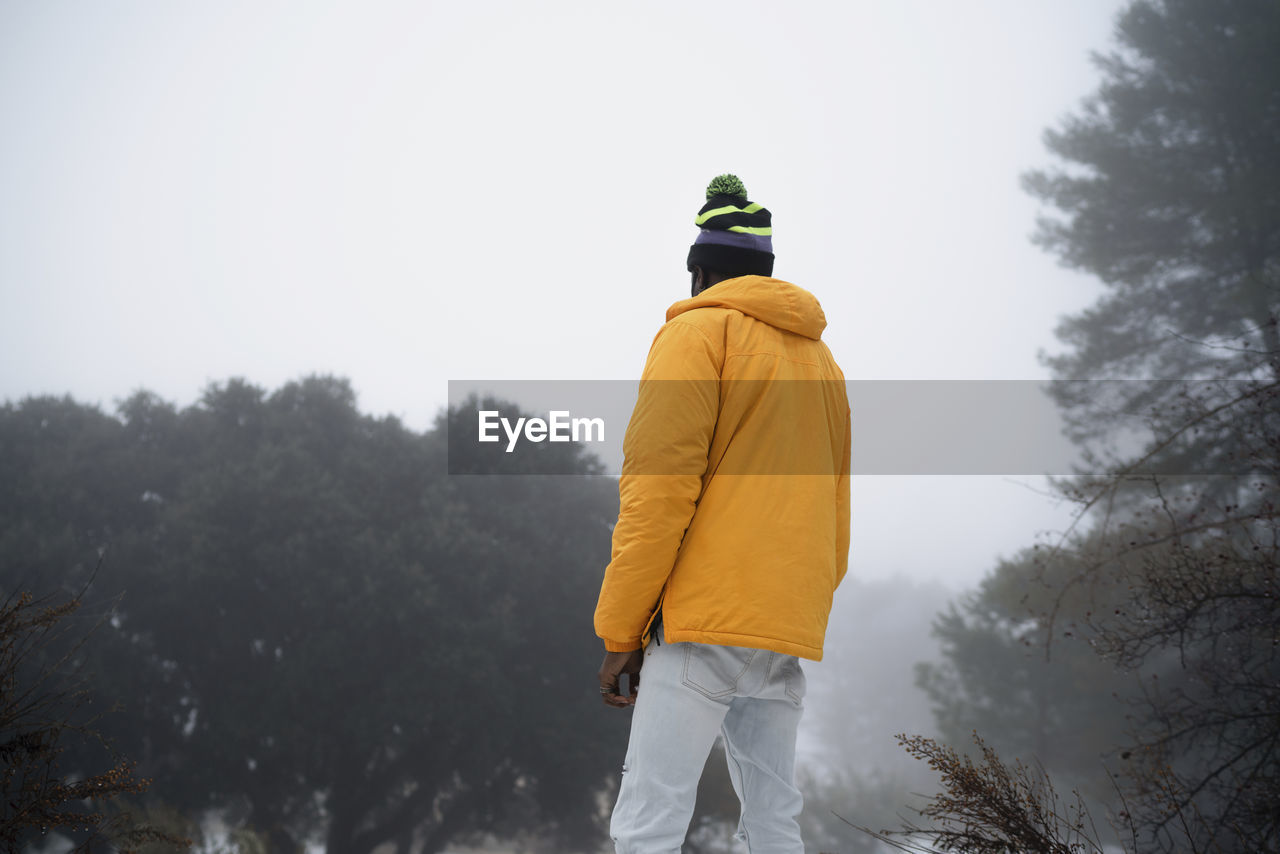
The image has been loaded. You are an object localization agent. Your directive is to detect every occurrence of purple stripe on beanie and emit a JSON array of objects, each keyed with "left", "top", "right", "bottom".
[{"left": 694, "top": 228, "right": 773, "bottom": 253}]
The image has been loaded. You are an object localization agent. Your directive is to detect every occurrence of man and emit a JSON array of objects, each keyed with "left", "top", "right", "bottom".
[{"left": 594, "top": 174, "right": 851, "bottom": 853}]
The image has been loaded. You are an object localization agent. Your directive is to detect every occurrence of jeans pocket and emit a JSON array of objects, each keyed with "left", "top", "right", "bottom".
[
  {"left": 681, "top": 643, "right": 757, "bottom": 700},
  {"left": 780, "top": 656, "right": 806, "bottom": 706}
]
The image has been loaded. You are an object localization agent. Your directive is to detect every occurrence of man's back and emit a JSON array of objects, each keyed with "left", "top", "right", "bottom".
[{"left": 595, "top": 275, "right": 850, "bottom": 659}]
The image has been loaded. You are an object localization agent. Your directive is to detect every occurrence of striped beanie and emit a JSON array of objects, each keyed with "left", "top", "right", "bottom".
[{"left": 686, "top": 174, "right": 774, "bottom": 277}]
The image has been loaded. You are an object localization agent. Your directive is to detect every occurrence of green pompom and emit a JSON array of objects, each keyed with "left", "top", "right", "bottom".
[{"left": 706, "top": 173, "right": 747, "bottom": 201}]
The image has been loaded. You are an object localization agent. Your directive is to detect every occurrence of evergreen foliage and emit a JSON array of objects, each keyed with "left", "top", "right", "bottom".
[
  {"left": 0, "top": 575, "right": 190, "bottom": 852},
  {"left": 904, "top": 1, "right": 1280, "bottom": 851},
  {"left": 0, "top": 375, "right": 624, "bottom": 854}
]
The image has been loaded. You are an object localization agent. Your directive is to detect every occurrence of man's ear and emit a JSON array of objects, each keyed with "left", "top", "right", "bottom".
[{"left": 690, "top": 265, "right": 705, "bottom": 298}]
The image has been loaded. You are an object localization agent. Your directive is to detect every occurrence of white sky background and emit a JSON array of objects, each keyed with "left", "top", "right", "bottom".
[{"left": 0, "top": 0, "right": 1128, "bottom": 590}]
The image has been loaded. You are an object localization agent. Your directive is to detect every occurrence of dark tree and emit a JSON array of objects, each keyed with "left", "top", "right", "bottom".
[
  {"left": 1025, "top": 0, "right": 1280, "bottom": 379},
  {"left": 914, "top": 545, "right": 1134, "bottom": 801},
  {"left": 894, "top": 3, "right": 1280, "bottom": 852},
  {"left": 1008, "top": 1, "right": 1280, "bottom": 849},
  {"left": 0, "top": 377, "right": 627, "bottom": 854},
  {"left": 0, "top": 574, "right": 188, "bottom": 853},
  {"left": 1023, "top": 0, "right": 1280, "bottom": 484},
  {"left": 1070, "top": 473, "right": 1279, "bottom": 852}
]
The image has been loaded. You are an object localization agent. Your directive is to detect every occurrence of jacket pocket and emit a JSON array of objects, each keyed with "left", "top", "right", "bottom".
[{"left": 681, "top": 643, "right": 757, "bottom": 700}]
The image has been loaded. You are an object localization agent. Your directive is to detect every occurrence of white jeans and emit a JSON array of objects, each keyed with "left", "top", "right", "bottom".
[{"left": 609, "top": 625, "right": 807, "bottom": 854}]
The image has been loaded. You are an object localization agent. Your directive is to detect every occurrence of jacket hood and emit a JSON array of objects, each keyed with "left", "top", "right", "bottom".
[{"left": 666, "top": 276, "right": 828, "bottom": 340}]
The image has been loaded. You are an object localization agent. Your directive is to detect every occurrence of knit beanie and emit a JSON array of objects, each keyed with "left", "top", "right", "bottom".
[{"left": 686, "top": 174, "right": 774, "bottom": 277}]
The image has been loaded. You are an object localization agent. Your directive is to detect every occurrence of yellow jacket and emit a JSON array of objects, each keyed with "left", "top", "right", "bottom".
[{"left": 594, "top": 276, "right": 851, "bottom": 660}]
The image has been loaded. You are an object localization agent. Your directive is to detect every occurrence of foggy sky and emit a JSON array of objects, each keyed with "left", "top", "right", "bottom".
[{"left": 0, "top": 0, "right": 1129, "bottom": 588}]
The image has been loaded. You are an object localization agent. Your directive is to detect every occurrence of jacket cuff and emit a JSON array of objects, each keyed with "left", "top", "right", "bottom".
[{"left": 602, "top": 637, "right": 643, "bottom": 653}]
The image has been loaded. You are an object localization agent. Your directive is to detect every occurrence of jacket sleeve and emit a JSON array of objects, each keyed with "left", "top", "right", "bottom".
[
  {"left": 594, "top": 319, "right": 722, "bottom": 651},
  {"left": 835, "top": 405, "right": 851, "bottom": 586}
]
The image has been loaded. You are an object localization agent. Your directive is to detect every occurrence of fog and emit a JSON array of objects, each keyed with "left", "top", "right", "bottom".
[
  {"left": 14, "top": 1, "right": 1266, "bottom": 853},
  {"left": 0, "top": 1, "right": 1129, "bottom": 594}
]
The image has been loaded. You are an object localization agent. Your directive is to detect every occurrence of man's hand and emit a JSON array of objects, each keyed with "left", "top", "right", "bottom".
[{"left": 598, "top": 649, "right": 643, "bottom": 708}]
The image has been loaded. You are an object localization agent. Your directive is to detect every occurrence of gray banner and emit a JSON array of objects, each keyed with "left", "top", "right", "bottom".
[{"left": 445, "top": 379, "right": 1272, "bottom": 476}]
